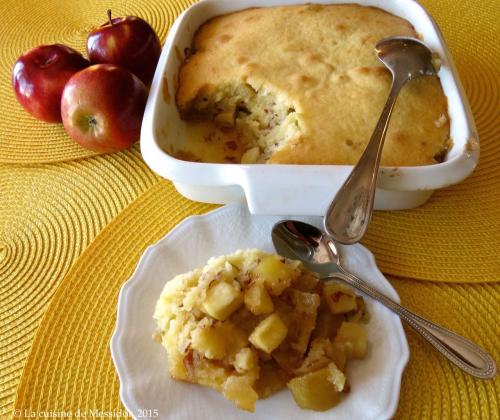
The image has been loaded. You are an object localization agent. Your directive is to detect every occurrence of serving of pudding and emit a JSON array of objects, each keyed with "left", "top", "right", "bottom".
[
  {"left": 154, "top": 249, "right": 369, "bottom": 412},
  {"left": 173, "top": 4, "right": 450, "bottom": 165}
]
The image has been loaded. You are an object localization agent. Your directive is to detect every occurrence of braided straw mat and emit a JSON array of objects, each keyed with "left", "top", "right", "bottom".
[{"left": 0, "top": 0, "right": 498, "bottom": 418}]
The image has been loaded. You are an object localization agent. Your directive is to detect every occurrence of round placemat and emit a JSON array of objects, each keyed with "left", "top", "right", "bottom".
[
  {"left": 0, "top": 146, "right": 159, "bottom": 416},
  {"left": 11, "top": 182, "right": 498, "bottom": 419},
  {"left": 0, "top": 0, "right": 195, "bottom": 164}
]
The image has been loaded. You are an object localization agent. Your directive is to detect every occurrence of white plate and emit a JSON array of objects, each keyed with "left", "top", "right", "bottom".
[{"left": 111, "top": 204, "right": 409, "bottom": 420}]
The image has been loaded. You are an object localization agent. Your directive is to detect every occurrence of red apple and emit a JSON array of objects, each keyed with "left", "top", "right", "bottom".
[
  {"left": 87, "top": 10, "right": 161, "bottom": 85},
  {"left": 12, "top": 44, "right": 89, "bottom": 122},
  {"left": 61, "top": 64, "right": 147, "bottom": 153}
]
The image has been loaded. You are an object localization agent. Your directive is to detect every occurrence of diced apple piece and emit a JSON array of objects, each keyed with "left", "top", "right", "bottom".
[
  {"left": 287, "top": 365, "right": 342, "bottom": 411},
  {"left": 312, "top": 306, "right": 344, "bottom": 339},
  {"left": 327, "top": 362, "right": 346, "bottom": 392},
  {"left": 214, "top": 110, "right": 235, "bottom": 128},
  {"left": 191, "top": 324, "right": 227, "bottom": 360},
  {"left": 241, "top": 147, "right": 260, "bottom": 164},
  {"left": 293, "top": 271, "right": 320, "bottom": 293},
  {"left": 222, "top": 376, "right": 258, "bottom": 412},
  {"left": 323, "top": 282, "right": 357, "bottom": 314},
  {"left": 329, "top": 342, "right": 347, "bottom": 372},
  {"left": 294, "top": 338, "right": 331, "bottom": 375},
  {"left": 253, "top": 255, "right": 298, "bottom": 296},
  {"left": 190, "top": 320, "right": 247, "bottom": 360},
  {"left": 234, "top": 347, "right": 258, "bottom": 373},
  {"left": 334, "top": 322, "right": 367, "bottom": 359},
  {"left": 225, "top": 252, "right": 245, "bottom": 269},
  {"left": 282, "top": 289, "right": 320, "bottom": 354},
  {"left": 295, "top": 338, "right": 347, "bottom": 375},
  {"left": 290, "top": 288, "right": 321, "bottom": 313},
  {"left": 202, "top": 281, "right": 243, "bottom": 321},
  {"left": 346, "top": 296, "right": 369, "bottom": 323},
  {"left": 244, "top": 282, "right": 274, "bottom": 315},
  {"left": 249, "top": 313, "right": 288, "bottom": 353},
  {"left": 255, "top": 361, "right": 288, "bottom": 398}
]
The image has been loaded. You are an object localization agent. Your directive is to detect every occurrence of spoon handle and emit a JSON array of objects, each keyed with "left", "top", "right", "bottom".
[
  {"left": 325, "top": 270, "right": 497, "bottom": 379},
  {"left": 324, "top": 78, "right": 405, "bottom": 244}
]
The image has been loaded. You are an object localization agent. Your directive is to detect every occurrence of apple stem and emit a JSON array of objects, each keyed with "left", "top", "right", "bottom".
[{"left": 107, "top": 9, "right": 113, "bottom": 26}]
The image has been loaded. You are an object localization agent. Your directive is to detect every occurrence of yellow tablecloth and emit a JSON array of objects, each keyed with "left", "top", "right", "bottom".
[{"left": 0, "top": 0, "right": 499, "bottom": 418}]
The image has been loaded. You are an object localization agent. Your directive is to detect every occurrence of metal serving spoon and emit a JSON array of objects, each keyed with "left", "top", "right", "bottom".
[
  {"left": 272, "top": 220, "right": 497, "bottom": 379},
  {"left": 325, "top": 37, "right": 437, "bottom": 244}
]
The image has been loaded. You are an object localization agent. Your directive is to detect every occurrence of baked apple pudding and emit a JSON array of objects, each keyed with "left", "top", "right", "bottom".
[
  {"left": 174, "top": 4, "right": 450, "bottom": 165},
  {"left": 154, "top": 249, "right": 369, "bottom": 412}
]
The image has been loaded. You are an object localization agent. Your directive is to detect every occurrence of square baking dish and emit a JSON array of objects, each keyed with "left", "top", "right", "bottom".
[{"left": 140, "top": 0, "right": 479, "bottom": 215}]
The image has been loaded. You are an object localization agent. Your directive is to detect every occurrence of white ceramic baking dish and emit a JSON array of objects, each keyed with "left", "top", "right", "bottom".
[{"left": 141, "top": 0, "right": 479, "bottom": 215}]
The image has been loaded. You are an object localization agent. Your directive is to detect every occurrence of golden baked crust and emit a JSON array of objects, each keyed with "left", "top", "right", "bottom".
[{"left": 176, "top": 4, "right": 450, "bottom": 166}]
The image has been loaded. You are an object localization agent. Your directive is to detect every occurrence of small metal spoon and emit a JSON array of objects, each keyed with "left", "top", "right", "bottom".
[
  {"left": 272, "top": 220, "right": 497, "bottom": 379},
  {"left": 325, "top": 37, "right": 437, "bottom": 244}
]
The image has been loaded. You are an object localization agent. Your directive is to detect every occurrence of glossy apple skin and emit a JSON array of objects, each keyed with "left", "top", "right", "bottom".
[
  {"left": 12, "top": 44, "right": 89, "bottom": 122},
  {"left": 61, "top": 64, "right": 147, "bottom": 153},
  {"left": 87, "top": 15, "right": 161, "bottom": 85}
]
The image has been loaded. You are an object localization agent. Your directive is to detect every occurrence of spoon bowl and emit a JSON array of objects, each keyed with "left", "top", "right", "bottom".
[
  {"left": 272, "top": 220, "right": 330, "bottom": 261},
  {"left": 272, "top": 220, "right": 339, "bottom": 276},
  {"left": 376, "top": 36, "right": 436, "bottom": 80},
  {"left": 272, "top": 220, "right": 497, "bottom": 379}
]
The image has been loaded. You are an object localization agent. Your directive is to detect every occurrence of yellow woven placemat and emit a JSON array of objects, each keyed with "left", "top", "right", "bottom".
[
  {"left": 0, "top": 146, "right": 159, "bottom": 416},
  {"left": 11, "top": 181, "right": 498, "bottom": 419},
  {"left": 0, "top": 0, "right": 195, "bottom": 164}
]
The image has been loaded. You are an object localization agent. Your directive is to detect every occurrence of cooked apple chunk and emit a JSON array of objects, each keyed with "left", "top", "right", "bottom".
[
  {"left": 249, "top": 313, "right": 288, "bottom": 353},
  {"left": 346, "top": 296, "right": 369, "bottom": 323},
  {"left": 335, "top": 321, "right": 368, "bottom": 359},
  {"left": 252, "top": 255, "right": 300, "bottom": 295},
  {"left": 295, "top": 338, "right": 347, "bottom": 375},
  {"left": 233, "top": 347, "right": 258, "bottom": 373},
  {"left": 213, "top": 110, "right": 235, "bottom": 128},
  {"left": 323, "top": 282, "right": 357, "bottom": 314},
  {"left": 191, "top": 319, "right": 247, "bottom": 360},
  {"left": 222, "top": 376, "right": 259, "bottom": 412},
  {"left": 254, "top": 361, "right": 289, "bottom": 398},
  {"left": 312, "top": 305, "right": 344, "bottom": 340},
  {"left": 202, "top": 280, "right": 243, "bottom": 321},
  {"left": 244, "top": 282, "right": 274, "bottom": 315},
  {"left": 287, "top": 363, "right": 343, "bottom": 411},
  {"left": 327, "top": 361, "right": 346, "bottom": 392},
  {"left": 293, "top": 271, "right": 321, "bottom": 293},
  {"left": 286, "top": 288, "right": 321, "bottom": 354},
  {"left": 190, "top": 321, "right": 227, "bottom": 359}
]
